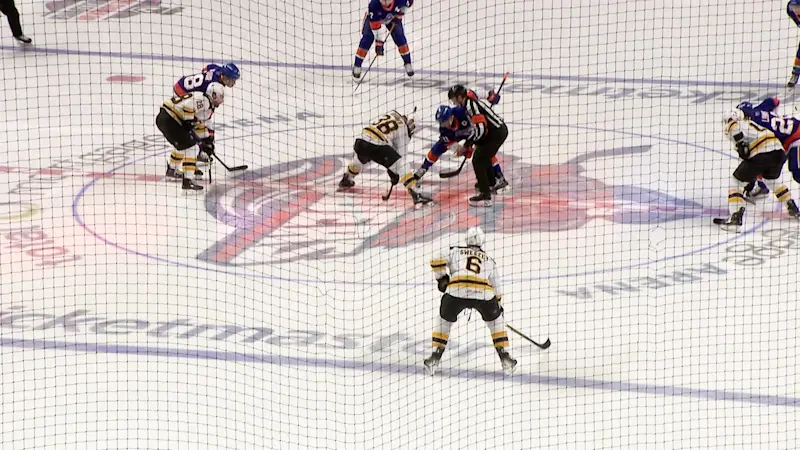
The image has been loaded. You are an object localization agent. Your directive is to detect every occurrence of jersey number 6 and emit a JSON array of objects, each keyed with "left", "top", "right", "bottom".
[{"left": 466, "top": 256, "right": 482, "bottom": 274}]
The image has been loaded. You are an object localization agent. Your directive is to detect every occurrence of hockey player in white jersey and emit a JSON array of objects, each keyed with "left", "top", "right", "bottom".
[
  {"left": 714, "top": 108, "right": 800, "bottom": 231},
  {"left": 423, "top": 227, "right": 518, "bottom": 376},
  {"left": 156, "top": 82, "right": 225, "bottom": 191},
  {"left": 338, "top": 110, "right": 432, "bottom": 206}
]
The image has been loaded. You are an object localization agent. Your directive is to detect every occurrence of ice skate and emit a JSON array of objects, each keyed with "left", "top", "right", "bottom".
[
  {"left": 498, "top": 350, "right": 518, "bottom": 376},
  {"left": 491, "top": 176, "right": 509, "bottom": 193},
  {"left": 423, "top": 349, "right": 443, "bottom": 376},
  {"left": 182, "top": 178, "right": 203, "bottom": 191},
  {"left": 352, "top": 65, "right": 362, "bottom": 79},
  {"left": 411, "top": 190, "right": 433, "bottom": 207},
  {"left": 788, "top": 199, "right": 800, "bottom": 219},
  {"left": 14, "top": 35, "right": 32, "bottom": 44},
  {"left": 165, "top": 165, "right": 181, "bottom": 180},
  {"left": 713, "top": 207, "right": 744, "bottom": 233},
  {"left": 469, "top": 192, "right": 493, "bottom": 207},
  {"left": 788, "top": 72, "right": 799, "bottom": 88},
  {"left": 404, "top": 63, "right": 414, "bottom": 77},
  {"left": 338, "top": 174, "right": 355, "bottom": 190}
]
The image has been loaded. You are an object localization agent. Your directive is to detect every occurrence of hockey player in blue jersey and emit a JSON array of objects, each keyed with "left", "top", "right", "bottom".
[
  {"left": 413, "top": 106, "right": 508, "bottom": 192},
  {"left": 736, "top": 97, "right": 800, "bottom": 198},
  {"left": 174, "top": 63, "right": 240, "bottom": 96},
  {"left": 352, "top": 0, "right": 414, "bottom": 79},
  {"left": 787, "top": 0, "right": 800, "bottom": 87}
]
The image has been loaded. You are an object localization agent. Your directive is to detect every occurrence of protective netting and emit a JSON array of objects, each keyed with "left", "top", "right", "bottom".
[{"left": 1, "top": 0, "right": 799, "bottom": 448}]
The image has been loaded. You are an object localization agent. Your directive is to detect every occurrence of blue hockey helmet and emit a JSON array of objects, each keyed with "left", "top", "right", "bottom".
[
  {"left": 220, "top": 63, "right": 240, "bottom": 81},
  {"left": 435, "top": 105, "right": 454, "bottom": 123}
]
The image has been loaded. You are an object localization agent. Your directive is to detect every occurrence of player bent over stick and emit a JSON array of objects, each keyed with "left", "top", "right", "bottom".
[
  {"left": 338, "top": 110, "right": 433, "bottom": 206},
  {"left": 173, "top": 63, "right": 240, "bottom": 165},
  {"left": 447, "top": 84, "right": 508, "bottom": 207},
  {"left": 413, "top": 105, "right": 508, "bottom": 193},
  {"left": 715, "top": 108, "right": 800, "bottom": 232},
  {"left": 157, "top": 82, "right": 225, "bottom": 191},
  {"left": 423, "top": 227, "right": 518, "bottom": 376}
]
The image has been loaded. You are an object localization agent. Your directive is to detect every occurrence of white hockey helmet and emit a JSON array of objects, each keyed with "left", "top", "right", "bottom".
[
  {"left": 465, "top": 226, "right": 486, "bottom": 247},
  {"left": 722, "top": 108, "right": 745, "bottom": 136},
  {"left": 205, "top": 82, "right": 225, "bottom": 107}
]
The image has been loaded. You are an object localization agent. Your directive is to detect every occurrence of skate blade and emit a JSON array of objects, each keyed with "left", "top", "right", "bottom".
[
  {"left": 503, "top": 364, "right": 518, "bottom": 376},
  {"left": 469, "top": 201, "right": 494, "bottom": 207},
  {"left": 423, "top": 364, "right": 438, "bottom": 376},
  {"left": 717, "top": 224, "right": 742, "bottom": 233}
]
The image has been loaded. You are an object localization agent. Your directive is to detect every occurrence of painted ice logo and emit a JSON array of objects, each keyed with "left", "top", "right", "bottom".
[
  {"left": 44, "top": 0, "right": 182, "bottom": 21},
  {"left": 201, "top": 145, "right": 718, "bottom": 266}
]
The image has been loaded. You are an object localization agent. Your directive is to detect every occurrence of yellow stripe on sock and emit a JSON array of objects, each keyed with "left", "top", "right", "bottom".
[{"left": 775, "top": 185, "right": 791, "bottom": 202}]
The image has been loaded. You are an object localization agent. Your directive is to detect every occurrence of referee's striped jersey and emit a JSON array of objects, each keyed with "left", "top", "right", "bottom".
[{"left": 464, "top": 90, "right": 505, "bottom": 143}]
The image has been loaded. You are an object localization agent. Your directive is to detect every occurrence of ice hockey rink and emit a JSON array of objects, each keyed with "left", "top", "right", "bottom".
[{"left": 2, "top": 0, "right": 800, "bottom": 448}]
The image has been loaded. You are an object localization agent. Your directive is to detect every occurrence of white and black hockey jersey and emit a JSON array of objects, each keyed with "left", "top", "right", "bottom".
[
  {"left": 725, "top": 117, "right": 783, "bottom": 159},
  {"left": 162, "top": 91, "right": 214, "bottom": 140},
  {"left": 430, "top": 246, "right": 503, "bottom": 301},
  {"left": 360, "top": 111, "right": 413, "bottom": 156}
]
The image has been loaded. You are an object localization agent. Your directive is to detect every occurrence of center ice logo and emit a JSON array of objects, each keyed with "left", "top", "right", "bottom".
[
  {"left": 201, "top": 145, "right": 715, "bottom": 266},
  {"left": 44, "top": 0, "right": 183, "bottom": 21}
]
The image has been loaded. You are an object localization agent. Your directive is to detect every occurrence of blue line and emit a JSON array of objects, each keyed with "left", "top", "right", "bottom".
[
  {"left": 1, "top": 337, "right": 797, "bottom": 407},
  {"left": 71, "top": 120, "right": 765, "bottom": 285},
  {"left": 0, "top": 44, "right": 790, "bottom": 90}
]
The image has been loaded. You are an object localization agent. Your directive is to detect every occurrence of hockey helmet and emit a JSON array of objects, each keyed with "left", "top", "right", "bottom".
[
  {"left": 205, "top": 82, "right": 225, "bottom": 107},
  {"left": 448, "top": 84, "right": 468, "bottom": 101},
  {"left": 465, "top": 226, "right": 485, "bottom": 247},
  {"left": 435, "top": 105, "right": 454, "bottom": 123},
  {"left": 220, "top": 63, "right": 240, "bottom": 81},
  {"left": 722, "top": 108, "right": 745, "bottom": 136}
]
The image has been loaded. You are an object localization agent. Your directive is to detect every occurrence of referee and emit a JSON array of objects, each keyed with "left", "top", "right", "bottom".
[
  {"left": 1, "top": 0, "right": 31, "bottom": 44},
  {"left": 448, "top": 84, "right": 508, "bottom": 207}
]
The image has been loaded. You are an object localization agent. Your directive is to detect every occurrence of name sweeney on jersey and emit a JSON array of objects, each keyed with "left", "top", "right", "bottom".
[{"left": 457, "top": 248, "right": 488, "bottom": 261}]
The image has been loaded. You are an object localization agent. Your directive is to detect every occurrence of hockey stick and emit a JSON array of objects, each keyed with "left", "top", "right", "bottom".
[
  {"left": 381, "top": 183, "right": 395, "bottom": 201},
  {"left": 354, "top": 23, "right": 397, "bottom": 93},
  {"left": 440, "top": 72, "right": 510, "bottom": 179},
  {"left": 381, "top": 107, "right": 417, "bottom": 201},
  {"left": 188, "top": 129, "right": 248, "bottom": 172},
  {"left": 214, "top": 154, "right": 248, "bottom": 172},
  {"left": 506, "top": 324, "right": 551, "bottom": 350}
]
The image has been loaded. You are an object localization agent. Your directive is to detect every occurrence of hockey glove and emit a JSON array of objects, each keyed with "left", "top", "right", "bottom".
[
  {"left": 454, "top": 144, "right": 473, "bottom": 159},
  {"left": 437, "top": 275, "right": 450, "bottom": 293},
  {"left": 736, "top": 141, "right": 750, "bottom": 160},
  {"left": 200, "top": 139, "right": 215, "bottom": 157},
  {"left": 487, "top": 90, "right": 501, "bottom": 106},
  {"left": 375, "top": 41, "right": 385, "bottom": 56}
]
